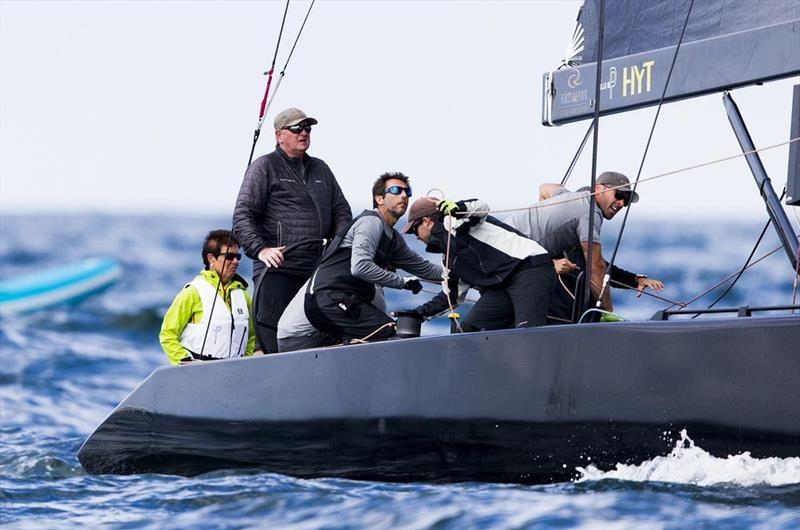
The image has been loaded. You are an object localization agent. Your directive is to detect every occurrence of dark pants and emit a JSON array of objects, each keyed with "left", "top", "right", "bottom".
[
  {"left": 305, "top": 290, "right": 395, "bottom": 342},
  {"left": 278, "top": 331, "right": 339, "bottom": 353},
  {"left": 461, "top": 258, "right": 556, "bottom": 332},
  {"left": 254, "top": 271, "right": 308, "bottom": 353}
]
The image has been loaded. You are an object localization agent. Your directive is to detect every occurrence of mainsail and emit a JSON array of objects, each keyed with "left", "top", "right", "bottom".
[{"left": 543, "top": 0, "right": 800, "bottom": 126}]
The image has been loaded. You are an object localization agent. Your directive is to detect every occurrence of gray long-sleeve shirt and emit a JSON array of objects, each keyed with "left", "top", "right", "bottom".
[{"left": 342, "top": 213, "right": 443, "bottom": 289}]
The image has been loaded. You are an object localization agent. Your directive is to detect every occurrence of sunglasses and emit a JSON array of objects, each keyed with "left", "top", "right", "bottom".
[
  {"left": 409, "top": 220, "right": 422, "bottom": 235},
  {"left": 284, "top": 124, "right": 313, "bottom": 134},
  {"left": 215, "top": 252, "right": 242, "bottom": 261},
  {"left": 614, "top": 190, "right": 632, "bottom": 206},
  {"left": 384, "top": 185, "right": 412, "bottom": 197}
]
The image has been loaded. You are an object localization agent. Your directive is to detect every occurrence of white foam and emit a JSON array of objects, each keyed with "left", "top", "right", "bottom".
[{"left": 577, "top": 429, "right": 800, "bottom": 487}]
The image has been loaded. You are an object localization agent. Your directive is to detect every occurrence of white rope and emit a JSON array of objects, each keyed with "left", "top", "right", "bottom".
[
  {"left": 349, "top": 321, "right": 397, "bottom": 344},
  {"left": 578, "top": 307, "right": 623, "bottom": 323},
  {"left": 456, "top": 137, "right": 800, "bottom": 216}
]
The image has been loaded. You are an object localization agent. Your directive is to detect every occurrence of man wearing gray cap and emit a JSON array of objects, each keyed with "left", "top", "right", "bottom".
[
  {"left": 506, "top": 171, "right": 663, "bottom": 319},
  {"left": 233, "top": 107, "right": 352, "bottom": 352}
]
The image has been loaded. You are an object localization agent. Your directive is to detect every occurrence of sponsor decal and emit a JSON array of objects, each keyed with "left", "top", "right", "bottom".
[{"left": 622, "top": 60, "right": 655, "bottom": 97}]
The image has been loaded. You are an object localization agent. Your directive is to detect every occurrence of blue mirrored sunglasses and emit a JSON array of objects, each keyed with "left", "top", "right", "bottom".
[{"left": 384, "top": 185, "right": 412, "bottom": 197}]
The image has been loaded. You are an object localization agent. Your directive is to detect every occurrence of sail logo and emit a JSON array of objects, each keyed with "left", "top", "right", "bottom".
[
  {"left": 622, "top": 60, "right": 655, "bottom": 97},
  {"left": 567, "top": 69, "right": 582, "bottom": 88},
  {"left": 601, "top": 67, "right": 617, "bottom": 99}
]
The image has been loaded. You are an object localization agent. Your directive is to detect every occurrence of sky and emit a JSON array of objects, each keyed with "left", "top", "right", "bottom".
[{"left": 1, "top": 0, "right": 799, "bottom": 222}]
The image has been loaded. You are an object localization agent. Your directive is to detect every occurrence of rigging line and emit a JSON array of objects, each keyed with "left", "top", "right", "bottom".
[
  {"left": 203, "top": 2, "right": 292, "bottom": 358},
  {"left": 560, "top": 122, "right": 595, "bottom": 187},
  {"left": 663, "top": 241, "right": 790, "bottom": 312},
  {"left": 607, "top": 278, "right": 686, "bottom": 307},
  {"left": 693, "top": 187, "right": 787, "bottom": 317},
  {"left": 262, "top": 0, "right": 317, "bottom": 122},
  {"left": 584, "top": 0, "right": 605, "bottom": 310},
  {"left": 460, "top": 137, "right": 800, "bottom": 217},
  {"left": 443, "top": 212, "right": 463, "bottom": 333},
  {"left": 792, "top": 239, "right": 800, "bottom": 311},
  {"left": 247, "top": 0, "right": 291, "bottom": 168},
  {"left": 599, "top": 0, "right": 695, "bottom": 304},
  {"left": 420, "top": 286, "right": 479, "bottom": 304}
]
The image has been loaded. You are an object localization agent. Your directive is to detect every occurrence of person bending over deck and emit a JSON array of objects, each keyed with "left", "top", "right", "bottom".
[
  {"left": 304, "top": 172, "right": 443, "bottom": 343},
  {"left": 159, "top": 230, "right": 256, "bottom": 364},
  {"left": 505, "top": 171, "right": 663, "bottom": 322},
  {"left": 403, "top": 197, "right": 555, "bottom": 331},
  {"left": 277, "top": 280, "right": 387, "bottom": 352}
]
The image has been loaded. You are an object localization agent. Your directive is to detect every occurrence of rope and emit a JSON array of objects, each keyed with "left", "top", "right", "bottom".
[
  {"left": 247, "top": 0, "right": 291, "bottom": 168},
  {"left": 558, "top": 274, "right": 576, "bottom": 300},
  {"left": 792, "top": 243, "right": 800, "bottom": 312},
  {"left": 583, "top": 0, "right": 606, "bottom": 310},
  {"left": 692, "top": 188, "right": 786, "bottom": 317},
  {"left": 663, "top": 241, "right": 792, "bottom": 312},
  {"left": 443, "top": 212, "right": 463, "bottom": 333},
  {"left": 349, "top": 321, "right": 397, "bottom": 344},
  {"left": 607, "top": 278, "right": 686, "bottom": 307},
  {"left": 578, "top": 307, "right": 620, "bottom": 324},
  {"left": 560, "top": 122, "right": 594, "bottom": 187},
  {"left": 600, "top": 0, "right": 695, "bottom": 305},
  {"left": 261, "top": 0, "right": 317, "bottom": 124},
  {"left": 455, "top": 137, "right": 800, "bottom": 217},
  {"left": 201, "top": 1, "right": 316, "bottom": 356}
]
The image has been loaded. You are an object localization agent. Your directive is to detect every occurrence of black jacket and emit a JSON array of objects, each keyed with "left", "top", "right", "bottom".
[
  {"left": 426, "top": 200, "right": 549, "bottom": 288},
  {"left": 308, "top": 210, "right": 396, "bottom": 301},
  {"left": 233, "top": 146, "right": 353, "bottom": 278}
]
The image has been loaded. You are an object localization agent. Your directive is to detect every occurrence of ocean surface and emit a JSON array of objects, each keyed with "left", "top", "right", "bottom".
[{"left": 1, "top": 213, "right": 799, "bottom": 530}]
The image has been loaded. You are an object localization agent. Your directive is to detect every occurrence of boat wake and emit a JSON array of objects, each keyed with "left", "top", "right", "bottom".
[{"left": 577, "top": 429, "right": 800, "bottom": 487}]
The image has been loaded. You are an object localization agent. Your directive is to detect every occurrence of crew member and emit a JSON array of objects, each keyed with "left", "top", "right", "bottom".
[
  {"left": 233, "top": 107, "right": 352, "bottom": 353},
  {"left": 506, "top": 171, "right": 664, "bottom": 320},
  {"left": 277, "top": 281, "right": 387, "bottom": 352},
  {"left": 403, "top": 197, "right": 555, "bottom": 330},
  {"left": 304, "top": 172, "right": 443, "bottom": 343},
  {"left": 159, "top": 229, "right": 256, "bottom": 364}
]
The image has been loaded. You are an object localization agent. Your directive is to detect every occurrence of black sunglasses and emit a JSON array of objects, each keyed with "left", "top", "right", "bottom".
[
  {"left": 284, "top": 124, "right": 313, "bottom": 134},
  {"left": 384, "top": 185, "right": 412, "bottom": 197},
  {"left": 216, "top": 252, "right": 242, "bottom": 261},
  {"left": 614, "top": 190, "right": 632, "bottom": 206}
]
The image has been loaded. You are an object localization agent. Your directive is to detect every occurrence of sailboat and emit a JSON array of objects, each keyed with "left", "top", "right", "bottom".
[{"left": 78, "top": 0, "right": 800, "bottom": 483}]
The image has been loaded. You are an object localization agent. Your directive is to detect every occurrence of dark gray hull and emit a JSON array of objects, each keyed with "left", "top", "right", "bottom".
[{"left": 78, "top": 316, "right": 800, "bottom": 483}]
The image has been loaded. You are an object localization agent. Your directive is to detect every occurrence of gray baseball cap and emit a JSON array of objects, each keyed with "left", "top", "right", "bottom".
[
  {"left": 597, "top": 171, "right": 639, "bottom": 203},
  {"left": 273, "top": 107, "right": 318, "bottom": 130}
]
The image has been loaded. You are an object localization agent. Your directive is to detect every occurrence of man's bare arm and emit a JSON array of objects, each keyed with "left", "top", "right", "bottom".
[
  {"left": 580, "top": 241, "right": 613, "bottom": 311},
  {"left": 539, "top": 183, "right": 562, "bottom": 201}
]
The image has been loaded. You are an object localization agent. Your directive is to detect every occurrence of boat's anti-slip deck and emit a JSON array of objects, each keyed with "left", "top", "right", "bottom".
[{"left": 78, "top": 407, "right": 799, "bottom": 482}]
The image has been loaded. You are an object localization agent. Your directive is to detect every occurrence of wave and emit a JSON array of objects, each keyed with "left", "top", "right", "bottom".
[{"left": 577, "top": 429, "right": 800, "bottom": 487}]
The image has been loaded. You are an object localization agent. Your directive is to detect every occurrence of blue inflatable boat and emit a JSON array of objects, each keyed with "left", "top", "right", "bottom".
[{"left": 0, "top": 257, "right": 123, "bottom": 315}]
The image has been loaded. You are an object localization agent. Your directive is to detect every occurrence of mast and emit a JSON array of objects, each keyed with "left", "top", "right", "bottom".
[{"left": 723, "top": 92, "right": 799, "bottom": 271}]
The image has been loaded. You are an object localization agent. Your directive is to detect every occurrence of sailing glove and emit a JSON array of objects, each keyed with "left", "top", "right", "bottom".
[
  {"left": 402, "top": 277, "right": 423, "bottom": 294},
  {"left": 436, "top": 199, "right": 464, "bottom": 215}
]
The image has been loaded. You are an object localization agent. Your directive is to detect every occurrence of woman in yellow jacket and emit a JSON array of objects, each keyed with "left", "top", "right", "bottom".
[{"left": 159, "top": 229, "right": 257, "bottom": 364}]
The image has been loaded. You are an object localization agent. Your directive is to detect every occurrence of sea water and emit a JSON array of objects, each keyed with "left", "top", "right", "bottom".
[{"left": 1, "top": 214, "right": 798, "bottom": 529}]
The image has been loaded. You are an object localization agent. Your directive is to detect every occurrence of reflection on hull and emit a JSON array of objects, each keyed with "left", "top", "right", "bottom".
[{"left": 78, "top": 409, "right": 800, "bottom": 483}]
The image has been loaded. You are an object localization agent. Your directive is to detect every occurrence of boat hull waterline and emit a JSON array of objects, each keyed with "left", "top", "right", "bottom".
[{"left": 78, "top": 316, "right": 800, "bottom": 483}]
